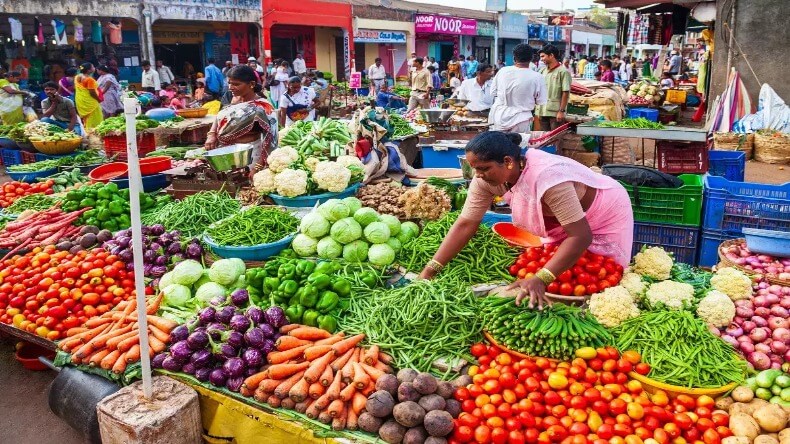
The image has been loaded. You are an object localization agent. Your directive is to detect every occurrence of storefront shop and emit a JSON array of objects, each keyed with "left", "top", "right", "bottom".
[
  {"left": 414, "top": 13, "right": 476, "bottom": 68},
  {"left": 572, "top": 28, "right": 604, "bottom": 58},
  {"left": 354, "top": 29, "right": 409, "bottom": 79},
  {"left": 471, "top": 21, "right": 496, "bottom": 64},
  {"left": 498, "top": 12, "right": 529, "bottom": 66}
]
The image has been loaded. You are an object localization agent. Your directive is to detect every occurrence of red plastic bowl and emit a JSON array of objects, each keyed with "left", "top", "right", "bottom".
[
  {"left": 89, "top": 162, "right": 129, "bottom": 183},
  {"left": 140, "top": 156, "right": 173, "bottom": 175},
  {"left": 492, "top": 222, "right": 542, "bottom": 248},
  {"left": 15, "top": 343, "right": 55, "bottom": 371}
]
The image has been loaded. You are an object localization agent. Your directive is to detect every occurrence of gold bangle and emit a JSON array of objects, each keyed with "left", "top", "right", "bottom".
[
  {"left": 536, "top": 268, "right": 556, "bottom": 285},
  {"left": 427, "top": 259, "right": 444, "bottom": 273}
]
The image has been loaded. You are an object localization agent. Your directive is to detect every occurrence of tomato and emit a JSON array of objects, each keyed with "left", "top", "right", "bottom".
[
  {"left": 509, "top": 430, "right": 526, "bottom": 444},
  {"left": 701, "top": 429, "right": 721, "bottom": 444},
  {"left": 576, "top": 273, "right": 591, "bottom": 285},
  {"left": 573, "top": 285, "right": 586, "bottom": 296},
  {"left": 663, "top": 423, "right": 680, "bottom": 439},
  {"left": 474, "top": 425, "right": 491, "bottom": 444},
  {"left": 455, "top": 425, "right": 474, "bottom": 443},
  {"left": 584, "top": 263, "right": 601, "bottom": 275},
  {"left": 597, "top": 424, "right": 614, "bottom": 440},
  {"left": 673, "top": 413, "right": 692, "bottom": 430},
  {"left": 616, "top": 359, "right": 633, "bottom": 373},
  {"left": 557, "top": 270, "right": 573, "bottom": 283},
  {"left": 547, "top": 282, "right": 560, "bottom": 294},
  {"left": 546, "top": 425, "right": 568, "bottom": 442},
  {"left": 710, "top": 413, "right": 728, "bottom": 428},
  {"left": 559, "top": 283, "right": 573, "bottom": 296},
  {"left": 633, "top": 363, "right": 650, "bottom": 375}
]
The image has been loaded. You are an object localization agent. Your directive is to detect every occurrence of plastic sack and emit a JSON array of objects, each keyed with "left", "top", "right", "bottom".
[{"left": 733, "top": 84, "right": 790, "bottom": 133}]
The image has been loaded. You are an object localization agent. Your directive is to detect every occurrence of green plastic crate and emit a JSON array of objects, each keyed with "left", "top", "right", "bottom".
[{"left": 620, "top": 174, "right": 703, "bottom": 227}]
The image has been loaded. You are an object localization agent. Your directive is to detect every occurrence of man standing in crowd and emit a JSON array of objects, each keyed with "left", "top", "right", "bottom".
[
  {"left": 536, "top": 45, "right": 571, "bottom": 131},
  {"left": 407, "top": 52, "right": 417, "bottom": 85},
  {"left": 488, "top": 44, "right": 547, "bottom": 132},
  {"left": 583, "top": 56, "right": 599, "bottom": 80},
  {"left": 156, "top": 60, "right": 175, "bottom": 87},
  {"left": 667, "top": 50, "right": 682, "bottom": 75},
  {"left": 40, "top": 81, "right": 80, "bottom": 134},
  {"left": 600, "top": 60, "right": 615, "bottom": 82},
  {"left": 576, "top": 55, "right": 587, "bottom": 78},
  {"left": 428, "top": 66, "right": 442, "bottom": 91},
  {"left": 455, "top": 63, "right": 494, "bottom": 113},
  {"left": 141, "top": 60, "right": 161, "bottom": 93},
  {"left": 429, "top": 57, "right": 440, "bottom": 71},
  {"left": 222, "top": 61, "right": 234, "bottom": 77},
  {"left": 368, "top": 58, "right": 387, "bottom": 95},
  {"left": 408, "top": 57, "right": 431, "bottom": 110},
  {"left": 204, "top": 58, "right": 223, "bottom": 96},
  {"left": 465, "top": 55, "right": 479, "bottom": 80},
  {"left": 293, "top": 53, "right": 307, "bottom": 76}
]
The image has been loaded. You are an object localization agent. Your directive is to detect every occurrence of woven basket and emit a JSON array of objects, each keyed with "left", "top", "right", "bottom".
[
  {"left": 31, "top": 138, "right": 82, "bottom": 155},
  {"left": 717, "top": 239, "right": 745, "bottom": 271},
  {"left": 713, "top": 132, "right": 754, "bottom": 159},
  {"left": 754, "top": 131, "right": 790, "bottom": 164},
  {"left": 176, "top": 108, "right": 209, "bottom": 118},
  {"left": 566, "top": 151, "right": 600, "bottom": 167}
]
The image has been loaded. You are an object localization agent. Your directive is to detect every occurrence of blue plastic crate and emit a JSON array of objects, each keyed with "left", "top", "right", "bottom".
[
  {"left": 110, "top": 173, "right": 169, "bottom": 192},
  {"left": 698, "top": 229, "right": 741, "bottom": 268},
  {"left": 1, "top": 149, "right": 24, "bottom": 167},
  {"left": 421, "top": 145, "right": 466, "bottom": 169},
  {"left": 708, "top": 151, "right": 745, "bottom": 182},
  {"left": 628, "top": 107, "right": 659, "bottom": 122},
  {"left": 632, "top": 222, "right": 699, "bottom": 265},
  {"left": 703, "top": 175, "right": 790, "bottom": 234}
]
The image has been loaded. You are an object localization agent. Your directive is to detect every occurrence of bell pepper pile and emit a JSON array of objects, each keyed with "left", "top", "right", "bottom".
[
  {"left": 62, "top": 182, "right": 168, "bottom": 232},
  {"left": 245, "top": 258, "right": 351, "bottom": 333}
]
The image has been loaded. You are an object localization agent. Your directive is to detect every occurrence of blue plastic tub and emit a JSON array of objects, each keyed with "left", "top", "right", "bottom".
[
  {"left": 481, "top": 211, "right": 513, "bottom": 227},
  {"left": 632, "top": 222, "right": 699, "bottom": 265},
  {"left": 204, "top": 234, "right": 296, "bottom": 261},
  {"left": 708, "top": 151, "right": 745, "bottom": 182},
  {"left": 269, "top": 183, "right": 361, "bottom": 208},
  {"left": 743, "top": 228, "right": 790, "bottom": 258},
  {"left": 421, "top": 145, "right": 465, "bottom": 169},
  {"left": 110, "top": 173, "right": 169, "bottom": 192},
  {"left": 698, "top": 229, "right": 741, "bottom": 268},
  {"left": 1, "top": 149, "right": 24, "bottom": 167},
  {"left": 35, "top": 152, "right": 80, "bottom": 163},
  {"left": 7, "top": 168, "right": 58, "bottom": 183},
  {"left": 702, "top": 175, "right": 790, "bottom": 234},
  {"left": 628, "top": 108, "right": 659, "bottom": 122}
]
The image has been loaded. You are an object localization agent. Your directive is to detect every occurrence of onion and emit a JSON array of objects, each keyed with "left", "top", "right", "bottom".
[
  {"left": 708, "top": 325, "right": 722, "bottom": 336},
  {"left": 721, "top": 335, "right": 739, "bottom": 348},
  {"left": 725, "top": 324, "right": 744, "bottom": 337},
  {"left": 768, "top": 285, "right": 784, "bottom": 295},
  {"left": 750, "top": 327, "right": 769, "bottom": 342},
  {"left": 757, "top": 281, "right": 769, "bottom": 290},
  {"left": 755, "top": 306, "right": 771, "bottom": 317},
  {"left": 772, "top": 327, "right": 790, "bottom": 343},
  {"left": 781, "top": 296, "right": 790, "bottom": 308},
  {"left": 771, "top": 305, "right": 789, "bottom": 318},
  {"left": 752, "top": 316, "right": 768, "bottom": 327},
  {"left": 737, "top": 335, "right": 752, "bottom": 343},
  {"left": 779, "top": 272, "right": 790, "bottom": 280},
  {"left": 766, "top": 266, "right": 779, "bottom": 275},
  {"left": 770, "top": 354, "right": 784, "bottom": 364},
  {"left": 734, "top": 299, "right": 754, "bottom": 308},
  {"left": 753, "top": 295, "right": 769, "bottom": 308},
  {"left": 735, "top": 306, "right": 754, "bottom": 318},
  {"left": 771, "top": 340, "right": 788, "bottom": 354},
  {"left": 749, "top": 351, "right": 771, "bottom": 370},
  {"left": 742, "top": 320, "right": 757, "bottom": 333},
  {"left": 785, "top": 349, "right": 790, "bottom": 362},
  {"left": 739, "top": 341, "right": 755, "bottom": 354},
  {"left": 765, "top": 293, "right": 781, "bottom": 305},
  {"left": 755, "top": 343, "right": 771, "bottom": 354}
]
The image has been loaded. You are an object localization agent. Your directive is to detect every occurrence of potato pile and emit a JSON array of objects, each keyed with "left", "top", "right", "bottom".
[
  {"left": 716, "top": 386, "right": 790, "bottom": 444},
  {"left": 358, "top": 182, "right": 406, "bottom": 219},
  {"left": 358, "top": 369, "right": 469, "bottom": 444}
]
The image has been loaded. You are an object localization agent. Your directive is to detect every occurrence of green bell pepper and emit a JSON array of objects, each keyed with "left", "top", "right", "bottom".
[
  {"left": 299, "top": 284, "right": 319, "bottom": 308},
  {"left": 108, "top": 201, "right": 124, "bottom": 215},
  {"left": 101, "top": 219, "right": 119, "bottom": 232},
  {"left": 263, "top": 277, "right": 280, "bottom": 294},
  {"left": 246, "top": 268, "right": 265, "bottom": 290},
  {"left": 286, "top": 293, "right": 300, "bottom": 307},
  {"left": 264, "top": 260, "right": 281, "bottom": 277},
  {"left": 104, "top": 182, "right": 119, "bottom": 193},
  {"left": 285, "top": 304, "right": 305, "bottom": 323},
  {"left": 360, "top": 271, "right": 378, "bottom": 288},
  {"left": 277, "top": 264, "right": 296, "bottom": 280},
  {"left": 454, "top": 187, "right": 468, "bottom": 210},
  {"left": 331, "top": 278, "right": 352, "bottom": 297},
  {"left": 97, "top": 188, "right": 111, "bottom": 200},
  {"left": 302, "top": 309, "right": 320, "bottom": 327},
  {"left": 278, "top": 279, "right": 299, "bottom": 296},
  {"left": 307, "top": 273, "right": 331, "bottom": 290},
  {"left": 65, "top": 191, "right": 83, "bottom": 202},
  {"left": 317, "top": 315, "right": 338, "bottom": 333},
  {"left": 316, "top": 291, "right": 339, "bottom": 313},
  {"left": 314, "top": 261, "right": 335, "bottom": 275},
  {"left": 96, "top": 209, "right": 111, "bottom": 222},
  {"left": 295, "top": 260, "right": 316, "bottom": 278},
  {"left": 117, "top": 214, "right": 131, "bottom": 229},
  {"left": 79, "top": 198, "right": 96, "bottom": 208}
]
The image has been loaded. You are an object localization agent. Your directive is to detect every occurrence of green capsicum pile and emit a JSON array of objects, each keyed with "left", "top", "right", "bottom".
[{"left": 62, "top": 182, "right": 170, "bottom": 232}]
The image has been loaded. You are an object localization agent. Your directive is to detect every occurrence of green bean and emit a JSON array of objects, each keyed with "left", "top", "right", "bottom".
[
  {"left": 598, "top": 118, "right": 665, "bottom": 130},
  {"left": 140, "top": 190, "right": 240, "bottom": 238},
  {"left": 4, "top": 194, "right": 60, "bottom": 214},
  {"left": 206, "top": 206, "right": 298, "bottom": 246}
]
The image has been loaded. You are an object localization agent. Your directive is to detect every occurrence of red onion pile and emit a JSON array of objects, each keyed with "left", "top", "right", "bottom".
[
  {"left": 715, "top": 281, "right": 790, "bottom": 370},
  {"left": 721, "top": 240, "right": 790, "bottom": 280}
]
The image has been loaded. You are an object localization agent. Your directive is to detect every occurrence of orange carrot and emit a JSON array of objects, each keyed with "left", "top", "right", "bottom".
[
  {"left": 66, "top": 327, "right": 89, "bottom": 337},
  {"left": 330, "top": 348, "right": 355, "bottom": 372},
  {"left": 100, "top": 349, "right": 121, "bottom": 370},
  {"left": 303, "top": 350, "right": 334, "bottom": 384},
  {"left": 104, "top": 328, "right": 139, "bottom": 351},
  {"left": 88, "top": 348, "right": 111, "bottom": 366},
  {"left": 308, "top": 381, "right": 325, "bottom": 400},
  {"left": 146, "top": 316, "right": 177, "bottom": 332},
  {"left": 147, "top": 334, "right": 167, "bottom": 353},
  {"left": 266, "top": 361, "right": 310, "bottom": 380},
  {"left": 267, "top": 344, "right": 311, "bottom": 365},
  {"left": 352, "top": 362, "right": 370, "bottom": 390},
  {"left": 339, "top": 383, "right": 356, "bottom": 402},
  {"left": 243, "top": 371, "right": 269, "bottom": 391},
  {"left": 361, "top": 385, "right": 375, "bottom": 396},
  {"left": 374, "top": 360, "right": 394, "bottom": 374},
  {"left": 352, "top": 392, "right": 367, "bottom": 415},
  {"left": 314, "top": 334, "right": 345, "bottom": 346},
  {"left": 288, "top": 326, "right": 331, "bottom": 341},
  {"left": 331, "top": 334, "right": 366, "bottom": 356},
  {"left": 92, "top": 323, "right": 135, "bottom": 350},
  {"left": 280, "top": 398, "right": 296, "bottom": 410},
  {"left": 332, "top": 408, "right": 347, "bottom": 431},
  {"left": 147, "top": 324, "right": 170, "bottom": 344},
  {"left": 240, "top": 385, "right": 254, "bottom": 397},
  {"left": 319, "top": 365, "right": 334, "bottom": 387},
  {"left": 378, "top": 352, "right": 394, "bottom": 365},
  {"left": 359, "top": 362, "right": 385, "bottom": 381},
  {"left": 84, "top": 317, "right": 113, "bottom": 329},
  {"left": 146, "top": 293, "right": 164, "bottom": 314},
  {"left": 125, "top": 344, "right": 141, "bottom": 362},
  {"left": 305, "top": 399, "right": 323, "bottom": 419},
  {"left": 303, "top": 345, "right": 333, "bottom": 361},
  {"left": 325, "top": 370, "right": 343, "bottom": 401},
  {"left": 275, "top": 335, "right": 312, "bottom": 351},
  {"left": 341, "top": 348, "right": 360, "bottom": 383},
  {"left": 295, "top": 399, "right": 312, "bottom": 414},
  {"left": 346, "top": 408, "right": 359, "bottom": 431},
  {"left": 253, "top": 387, "right": 269, "bottom": 403},
  {"left": 73, "top": 341, "right": 97, "bottom": 360},
  {"left": 327, "top": 399, "right": 345, "bottom": 417},
  {"left": 280, "top": 324, "right": 301, "bottom": 334},
  {"left": 259, "top": 378, "right": 284, "bottom": 394},
  {"left": 267, "top": 395, "right": 282, "bottom": 408},
  {"left": 117, "top": 333, "right": 140, "bottom": 352},
  {"left": 112, "top": 352, "right": 128, "bottom": 374},
  {"left": 362, "top": 345, "right": 379, "bottom": 366},
  {"left": 318, "top": 411, "right": 332, "bottom": 425},
  {"left": 274, "top": 371, "right": 306, "bottom": 399},
  {"left": 288, "top": 378, "right": 310, "bottom": 403}
]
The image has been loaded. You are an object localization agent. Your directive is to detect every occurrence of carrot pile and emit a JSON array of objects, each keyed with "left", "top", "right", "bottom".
[
  {"left": 241, "top": 325, "right": 394, "bottom": 431},
  {"left": 58, "top": 294, "right": 177, "bottom": 374},
  {"left": 0, "top": 207, "right": 88, "bottom": 259}
]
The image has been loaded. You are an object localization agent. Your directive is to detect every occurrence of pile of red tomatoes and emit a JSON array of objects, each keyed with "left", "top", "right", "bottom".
[
  {"left": 0, "top": 180, "right": 54, "bottom": 208},
  {"left": 450, "top": 344, "right": 732, "bottom": 444},
  {"left": 508, "top": 247, "right": 624, "bottom": 297}
]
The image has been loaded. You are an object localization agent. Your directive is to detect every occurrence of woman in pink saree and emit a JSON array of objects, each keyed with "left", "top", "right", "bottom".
[{"left": 420, "top": 131, "right": 633, "bottom": 309}]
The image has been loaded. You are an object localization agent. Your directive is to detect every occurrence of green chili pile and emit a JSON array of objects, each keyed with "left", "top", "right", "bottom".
[
  {"left": 206, "top": 206, "right": 298, "bottom": 246},
  {"left": 612, "top": 310, "right": 747, "bottom": 388},
  {"left": 598, "top": 118, "right": 665, "bottom": 130},
  {"left": 399, "top": 212, "right": 519, "bottom": 283},
  {"left": 337, "top": 277, "right": 483, "bottom": 377},
  {"left": 141, "top": 190, "right": 240, "bottom": 238}
]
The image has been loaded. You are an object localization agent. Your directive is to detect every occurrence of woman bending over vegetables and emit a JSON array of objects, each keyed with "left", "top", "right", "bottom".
[{"left": 419, "top": 131, "right": 633, "bottom": 309}]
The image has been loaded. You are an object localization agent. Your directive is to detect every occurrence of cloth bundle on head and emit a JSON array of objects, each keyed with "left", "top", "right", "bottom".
[{"left": 348, "top": 106, "right": 416, "bottom": 183}]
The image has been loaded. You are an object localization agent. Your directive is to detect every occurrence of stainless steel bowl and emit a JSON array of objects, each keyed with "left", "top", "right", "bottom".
[
  {"left": 420, "top": 108, "right": 456, "bottom": 124},
  {"left": 204, "top": 144, "right": 254, "bottom": 172},
  {"left": 445, "top": 98, "right": 470, "bottom": 107}
]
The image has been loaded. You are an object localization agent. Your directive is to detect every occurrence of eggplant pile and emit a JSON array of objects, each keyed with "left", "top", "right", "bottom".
[
  {"left": 102, "top": 224, "right": 204, "bottom": 279},
  {"left": 56, "top": 225, "right": 113, "bottom": 254},
  {"left": 153, "top": 290, "right": 289, "bottom": 392}
]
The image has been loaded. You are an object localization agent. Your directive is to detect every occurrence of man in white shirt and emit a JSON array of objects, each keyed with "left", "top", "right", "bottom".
[
  {"left": 155, "top": 60, "right": 175, "bottom": 87},
  {"left": 488, "top": 44, "right": 548, "bottom": 132},
  {"left": 448, "top": 72, "right": 461, "bottom": 93},
  {"left": 429, "top": 57, "right": 440, "bottom": 71},
  {"left": 141, "top": 60, "right": 161, "bottom": 93},
  {"left": 368, "top": 58, "right": 387, "bottom": 95},
  {"left": 293, "top": 53, "right": 307, "bottom": 76},
  {"left": 455, "top": 63, "right": 494, "bottom": 112}
]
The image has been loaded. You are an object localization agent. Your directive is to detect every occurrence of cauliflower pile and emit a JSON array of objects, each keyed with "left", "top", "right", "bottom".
[
  {"left": 252, "top": 149, "right": 365, "bottom": 198},
  {"left": 619, "top": 272, "right": 647, "bottom": 300},
  {"left": 313, "top": 161, "right": 352, "bottom": 193},
  {"left": 272, "top": 168, "right": 308, "bottom": 197},
  {"left": 589, "top": 286, "right": 640, "bottom": 328},
  {"left": 304, "top": 157, "right": 320, "bottom": 172},
  {"left": 695, "top": 290, "right": 736, "bottom": 327},
  {"left": 627, "top": 81, "right": 662, "bottom": 105},
  {"left": 632, "top": 247, "right": 674, "bottom": 281},
  {"left": 644, "top": 280, "right": 695, "bottom": 310},
  {"left": 710, "top": 267, "right": 752, "bottom": 301},
  {"left": 267, "top": 147, "right": 300, "bottom": 173},
  {"left": 252, "top": 169, "right": 276, "bottom": 194}
]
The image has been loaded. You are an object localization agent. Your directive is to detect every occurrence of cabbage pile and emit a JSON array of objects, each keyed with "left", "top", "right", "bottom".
[{"left": 291, "top": 197, "right": 419, "bottom": 267}]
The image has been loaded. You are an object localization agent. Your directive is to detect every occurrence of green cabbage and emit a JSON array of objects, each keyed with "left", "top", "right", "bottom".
[
  {"left": 171, "top": 259, "right": 205, "bottom": 286},
  {"left": 195, "top": 282, "right": 227, "bottom": 304},
  {"left": 162, "top": 284, "right": 192, "bottom": 307},
  {"left": 300, "top": 212, "right": 331, "bottom": 238},
  {"left": 318, "top": 199, "right": 350, "bottom": 222},
  {"left": 228, "top": 258, "right": 246, "bottom": 277},
  {"left": 397, "top": 221, "right": 420, "bottom": 244},
  {"left": 292, "top": 233, "right": 319, "bottom": 257},
  {"left": 159, "top": 271, "right": 175, "bottom": 291},
  {"left": 368, "top": 243, "right": 396, "bottom": 266},
  {"left": 343, "top": 240, "right": 369, "bottom": 262},
  {"left": 330, "top": 217, "right": 363, "bottom": 244},
  {"left": 378, "top": 214, "right": 401, "bottom": 236},
  {"left": 363, "top": 221, "right": 391, "bottom": 244},
  {"left": 342, "top": 197, "right": 362, "bottom": 214},
  {"left": 386, "top": 237, "right": 402, "bottom": 254},
  {"left": 208, "top": 259, "right": 244, "bottom": 286},
  {"left": 316, "top": 237, "right": 343, "bottom": 259},
  {"left": 353, "top": 207, "right": 379, "bottom": 227},
  {"left": 192, "top": 272, "right": 212, "bottom": 291}
]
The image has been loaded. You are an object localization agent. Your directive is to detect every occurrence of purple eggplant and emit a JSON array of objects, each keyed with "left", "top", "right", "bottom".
[
  {"left": 125, "top": 261, "right": 135, "bottom": 271},
  {"left": 119, "top": 249, "right": 133, "bottom": 263},
  {"left": 264, "top": 306, "right": 287, "bottom": 328},
  {"left": 115, "top": 236, "right": 131, "bottom": 248},
  {"left": 216, "top": 306, "right": 236, "bottom": 324},
  {"left": 166, "top": 242, "right": 182, "bottom": 255},
  {"left": 246, "top": 306, "right": 265, "bottom": 325},
  {"left": 223, "top": 357, "right": 246, "bottom": 378},
  {"left": 244, "top": 328, "right": 266, "bottom": 349},
  {"left": 209, "top": 368, "right": 227, "bottom": 386},
  {"left": 245, "top": 367, "right": 260, "bottom": 377},
  {"left": 230, "top": 289, "right": 249, "bottom": 307},
  {"left": 149, "top": 224, "right": 166, "bottom": 236},
  {"left": 181, "top": 362, "right": 196, "bottom": 375},
  {"left": 116, "top": 229, "right": 131, "bottom": 238},
  {"left": 273, "top": 332, "right": 282, "bottom": 341},
  {"left": 225, "top": 331, "right": 245, "bottom": 349},
  {"left": 226, "top": 376, "right": 244, "bottom": 392},
  {"left": 158, "top": 233, "right": 172, "bottom": 244},
  {"left": 210, "top": 294, "right": 227, "bottom": 307},
  {"left": 143, "top": 250, "right": 158, "bottom": 263},
  {"left": 195, "top": 367, "right": 212, "bottom": 382},
  {"left": 170, "top": 340, "right": 192, "bottom": 362},
  {"left": 198, "top": 307, "right": 216, "bottom": 325},
  {"left": 185, "top": 242, "right": 203, "bottom": 259},
  {"left": 242, "top": 348, "right": 264, "bottom": 368},
  {"left": 154, "top": 255, "right": 168, "bottom": 266},
  {"left": 206, "top": 323, "right": 227, "bottom": 340},
  {"left": 170, "top": 325, "right": 190, "bottom": 343},
  {"left": 190, "top": 349, "right": 212, "bottom": 368},
  {"left": 229, "top": 314, "right": 251, "bottom": 332},
  {"left": 152, "top": 353, "right": 167, "bottom": 369},
  {"left": 150, "top": 265, "right": 167, "bottom": 277},
  {"left": 187, "top": 330, "right": 210, "bottom": 350},
  {"left": 143, "top": 263, "right": 154, "bottom": 276},
  {"left": 259, "top": 323, "right": 275, "bottom": 339},
  {"left": 162, "top": 355, "right": 183, "bottom": 372},
  {"left": 261, "top": 339, "right": 276, "bottom": 355},
  {"left": 149, "top": 242, "right": 162, "bottom": 253}
]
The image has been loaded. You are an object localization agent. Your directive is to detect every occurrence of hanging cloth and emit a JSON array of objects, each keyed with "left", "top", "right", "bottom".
[
  {"left": 52, "top": 19, "right": 68, "bottom": 45},
  {"left": 107, "top": 20, "right": 122, "bottom": 45},
  {"left": 34, "top": 17, "right": 45, "bottom": 45},
  {"left": 73, "top": 19, "right": 84, "bottom": 43},
  {"left": 91, "top": 20, "right": 103, "bottom": 44},
  {"left": 8, "top": 17, "right": 23, "bottom": 41}
]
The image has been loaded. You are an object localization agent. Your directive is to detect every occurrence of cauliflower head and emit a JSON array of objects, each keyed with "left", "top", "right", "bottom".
[
  {"left": 710, "top": 267, "right": 752, "bottom": 301},
  {"left": 620, "top": 272, "right": 647, "bottom": 301},
  {"left": 632, "top": 247, "right": 674, "bottom": 280},
  {"left": 252, "top": 168, "right": 276, "bottom": 194},
  {"left": 696, "top": 290, "right": 736, "bottom": 327},
  {"left": 644, "top": 280, "right": 694, "bottom": 310},
  {"left": 274, "top": 168, "right": 308, "bottom": 197},
  {"left": 304, "top": 156, "right": 321, "bottom": 172},
  {"left": 313, "top": 161, "right": 351, "bottom": 193},
  {"left": 267, "top": 147, "right": 300, "bottom": 173},
  {"left": 589, "top": 286, "right": 640, "bottom": 328},
  {"left": 336, "top": 155, "right": 363, "bottom": 169}
]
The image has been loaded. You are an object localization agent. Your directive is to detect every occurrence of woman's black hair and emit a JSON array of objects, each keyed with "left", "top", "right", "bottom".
[
  {"left": 465, "top": 131, "right": 523, "bottom": 163},
  {"left": 6, "top": 71, "right": 21, "bottom": 78},
  {"left": 226, "top": 65, "right": 263, "bottom": 95},
  {"left": 288, "top": 76, "right": 302, "bottom": 84},
  {"left": 79, "top": 62, "right": 93, "bottom": 74},
  {"left": 96, "top": 65, "right": 110, "bottom": 73},
  {"left": 65, "top": 68, "right": 78, "bottom": 76}
]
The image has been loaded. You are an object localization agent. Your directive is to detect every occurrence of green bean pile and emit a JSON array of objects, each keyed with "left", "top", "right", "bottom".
[
  {"left": 389, "top": 113, "right": 417, "bottom": 138},
  {"left": 399, "top": 212, "right": 519, "bottom": 283},
  {"left": 141, "top": 191, "right": 241, "bottom": 238},
  {"left": 4, "top": 194, "right": 61, "bottom": 215},
  {"left": 612, "top": 310, "right": 747, "bottom": 388},
  {"left": 481, "top": 298, "right": 612, "bottom": 361},
  {"left": 598, "top": 118, "right": 665, "bottom": 130},
  {"left": 7, "top": 159, "right": 62, "bottom": 173},
  {"left": 206, "top": 206, "right": 298, "bottom": 246},
  {"left": 337, "top": 277, "right": 483, "bottom": 377}
]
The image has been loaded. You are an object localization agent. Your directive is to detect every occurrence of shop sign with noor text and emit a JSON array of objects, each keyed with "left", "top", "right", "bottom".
[{"left": 415, "top": 14, "right": 477, "bottom": 36}]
